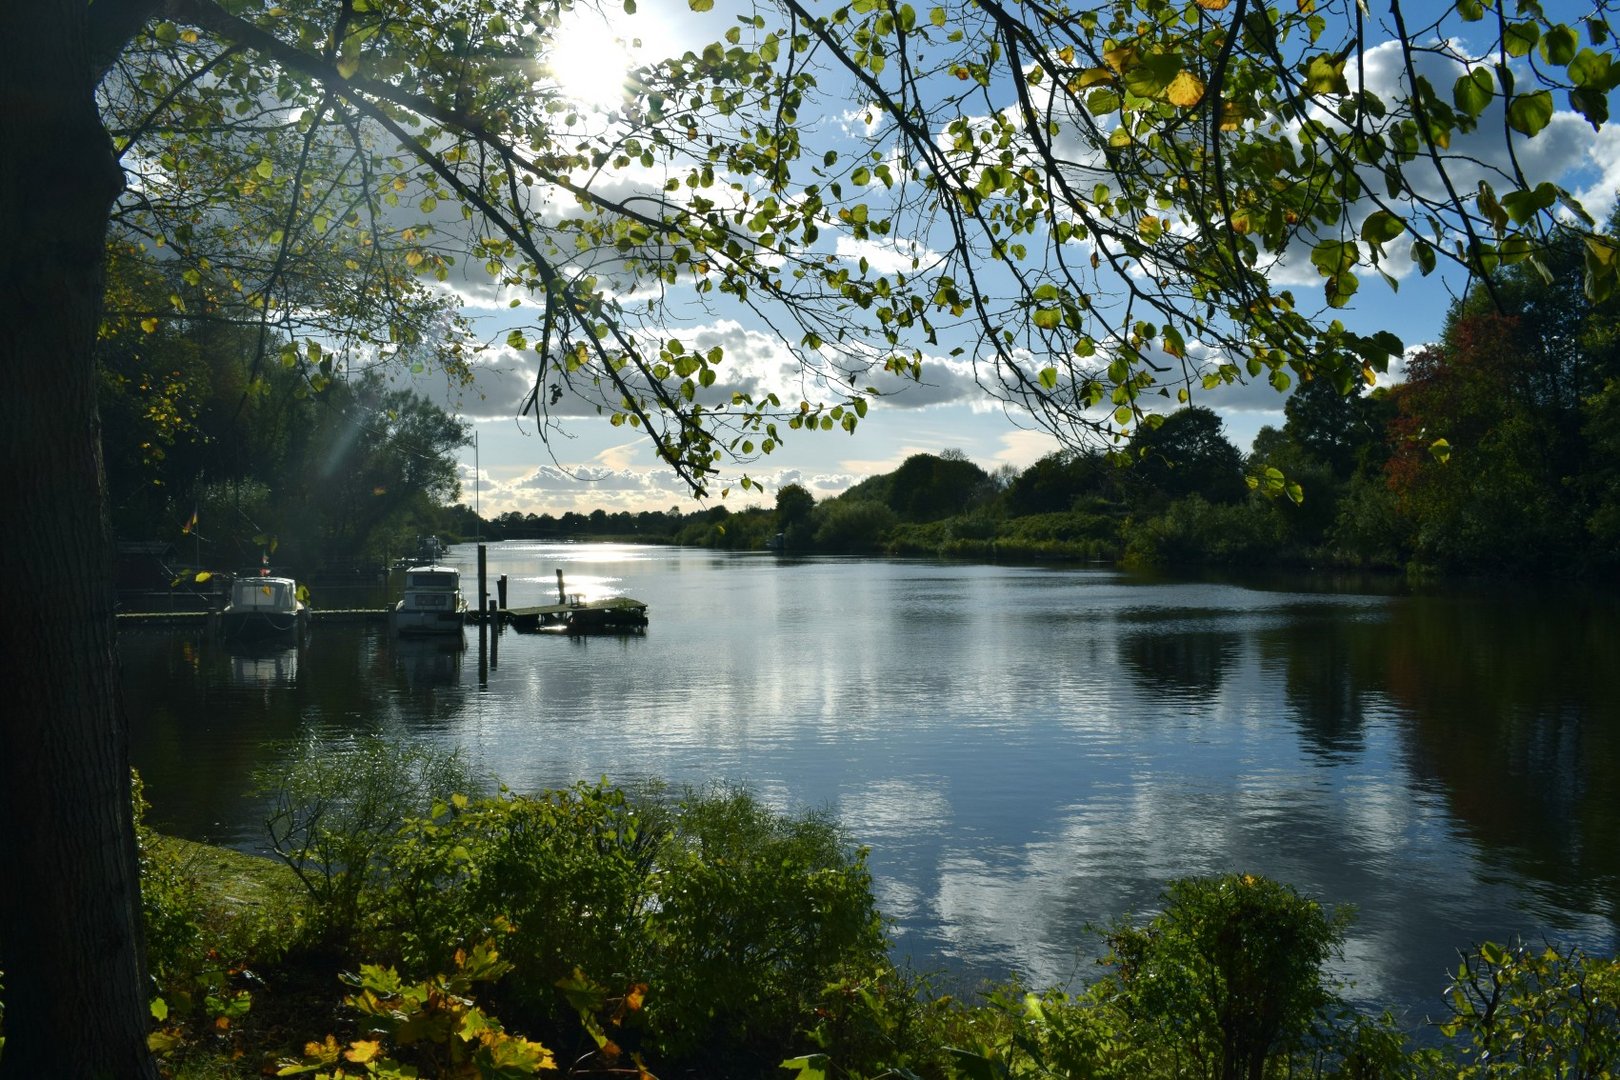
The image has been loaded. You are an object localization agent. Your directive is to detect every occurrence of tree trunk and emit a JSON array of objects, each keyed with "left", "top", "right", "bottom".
[{"left": 0, "top": 3, "right": 159, "bottom": 1077}]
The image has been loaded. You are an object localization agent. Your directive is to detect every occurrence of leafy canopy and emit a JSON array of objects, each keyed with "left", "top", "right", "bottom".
[{"left": 106, "top": 0, "right": 1620, "bottom": 494}]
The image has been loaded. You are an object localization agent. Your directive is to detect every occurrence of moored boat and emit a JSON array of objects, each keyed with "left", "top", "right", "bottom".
[
  {"left": 394, "top": 564, "right": 468, "bottom": 636},
  {"left": 220, "top": 574, "right": 308, "bottom": 642}
]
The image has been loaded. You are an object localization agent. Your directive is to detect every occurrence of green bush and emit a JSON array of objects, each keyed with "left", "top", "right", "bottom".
[
  {"left": 813, "top": 499, "right": 899, "bottom": 553},
  {"left": 374, "top": 781, "right": 663, "bottom": 1009},
  {"left": 1440, "top": 940, "right": 1620, "bottom": 1078},
  {"left": 360, "top": 782, "right": 889, "bottom": 1077},
  {"left": 640, "top": 789, "right": 887, "bottom": 1070},
  {"left": 256, "top": 736, "right": 471, "bottom": 947},
  {"left": 1102, "top": 874, "right": 1351, "bottom": 1080},
  {"left": 1123, "top": 496, "right": 1289, "bottom": 566}
]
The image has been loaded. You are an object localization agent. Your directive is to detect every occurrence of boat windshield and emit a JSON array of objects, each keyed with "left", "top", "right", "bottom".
[
  {"left": 232, "top": 579, "right": 293, "bottom": 608},
  {"left": 406, "top": 571, "right": 459, "bottom": 590}
]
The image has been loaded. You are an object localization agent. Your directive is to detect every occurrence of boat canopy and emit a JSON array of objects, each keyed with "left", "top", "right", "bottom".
[
  {"left": 405, "top": 569, "right": 459, "bottom": 590},
  {"left": 230, "top": 577, "right": 297, "bottom": 609}
]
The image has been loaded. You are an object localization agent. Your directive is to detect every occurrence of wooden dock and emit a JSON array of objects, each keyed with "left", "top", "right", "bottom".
[
  {"left": 116, "top": 603, "right": 648, "bottom": 635},
  {"left": 502, "top": 597, "right": 649, "bottom": 635},
  {"left": 117, "top": 566, "right": 649, "bottom": 636},
  {"left": 116, "top": 609, "right": 393, "bottom": 627}
]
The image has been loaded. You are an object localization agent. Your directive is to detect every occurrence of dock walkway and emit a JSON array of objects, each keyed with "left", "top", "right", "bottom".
[{"left": 118, "top": 600, "right": 649, "bottom": 634}]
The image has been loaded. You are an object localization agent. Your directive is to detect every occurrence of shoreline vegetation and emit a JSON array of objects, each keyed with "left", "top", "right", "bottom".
[
  {"left": 119, "top": 745, "right": 1618, "bottom": 1080},
  {"left": 110, "top": 244, "right": 1619, "bottom": 586}
]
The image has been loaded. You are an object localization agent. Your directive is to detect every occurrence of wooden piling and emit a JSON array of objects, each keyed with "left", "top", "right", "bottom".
[
  {"left": 488, "top": 600, "right": 499, "bottom": 668},
  {"left": 477, "top": 544, "right": 488, "bottom": 626}
]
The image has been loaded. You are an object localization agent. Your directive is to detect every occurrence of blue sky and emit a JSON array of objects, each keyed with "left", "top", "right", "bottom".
[{"left": 388, "top": 0, "right": 1620, "bottom": 519}]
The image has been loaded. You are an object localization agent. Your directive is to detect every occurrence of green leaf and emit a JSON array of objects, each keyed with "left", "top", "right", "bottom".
[
  {"left": 1429, "top": 438, "right": 1452, "bottom": 464},
  {"left": 1499, "top": 182, "right": 1558, "bottom": 225},
  {"left": 1038, "top": 366, "right": 1059, "bottom": 390},
  {"left": 1032, "top": 308, "right": 1061, "bottom": 331},
  {"left": 1506, "top": 90, "right": 1554, "bottom": 135},
  {"left": 1324, "top": 271, "right": 1358, "bottom": 307},
  {"left": 1411, "top": 239, "right": 1437, "bottom": 275},
  {"left": 689, "top": 0, "right": 715, "bottom": 9},
  {"left": 781, "top": 1055, "right": 830, "bottom": 1080},
  {"left": 256, "top": 158, "right": 274, "bottom": 179},
  {"left": 1359, "top": 209, "right": 1404, "bottom": 245},
  {"left": 1302, "top": 53, "right": 1349, "bottom": 95},
  {"left": 1570, "top": 87, "right": 1611, "bottom": 129},
  {"left": 1122, "top": 52, "right": 1181, "bottom": 99},
  {"left": 1310, "top": 238, "right": 1357, "bottom": 275},
  {"left": 1539, "top": 24, "right": 1579, "bottom": 66},
  {"left": 1504, "top": 22, "right": 1540, "bottom": 57},
  {"left": 1452, "top": 68, "right": 1494, "bottom": 117}
]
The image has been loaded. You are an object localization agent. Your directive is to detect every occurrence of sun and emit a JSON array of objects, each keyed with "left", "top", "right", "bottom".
[{"left": 545, "top": 12, "right": 638, "bottom": 113}]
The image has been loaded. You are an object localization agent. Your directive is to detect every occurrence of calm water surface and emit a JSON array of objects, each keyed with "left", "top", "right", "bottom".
[{"left": 124, "top": 542, "right": 1620, "bottom": 1023}]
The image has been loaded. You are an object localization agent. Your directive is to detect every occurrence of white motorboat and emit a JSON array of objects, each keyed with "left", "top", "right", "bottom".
[
  {"left": 220, "top": 574, "right": 308, "bottom": 642},
  {"left": 394, "top": 564, "right": 467, "bottom": 636}
]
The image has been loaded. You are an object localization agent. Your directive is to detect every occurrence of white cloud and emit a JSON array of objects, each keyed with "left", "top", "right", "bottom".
[{"left": 835, "top": 235, "right": 941, "bottom": 276}]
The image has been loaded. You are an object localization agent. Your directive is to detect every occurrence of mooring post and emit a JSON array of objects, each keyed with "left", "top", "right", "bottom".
[
  {"left": 556, "top": 567, "right": 566, "bottom": 605},
  {"left": 497, "top": 574, "right": 508, "bottom": 611},
  {"left": 488, "top": 600, "right": 500, "bottom": 667},
  {"left": 477, "top": 544, "right": 488, "bottom": 626}
]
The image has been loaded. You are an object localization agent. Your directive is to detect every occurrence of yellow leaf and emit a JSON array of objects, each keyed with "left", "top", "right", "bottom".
[
  {"left": 345, "top": 1040, "right": 383, "bottom": 1063},
  {"left": 1196, "top": 0, "right": 1231, "bottom": 6},
  {"left": 140, "top": 318, "right": 159, "bottom": 333},
  {"left": 1166, "top": 70, "right": 1206, "bottom": 107},
  {"left": 1220, "top": 101, "right": 1244, "bottom": 130}
]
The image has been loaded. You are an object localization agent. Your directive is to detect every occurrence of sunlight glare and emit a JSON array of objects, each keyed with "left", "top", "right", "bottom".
[{"left": 545, "top": 14, "right": 637, "bottom": 113}]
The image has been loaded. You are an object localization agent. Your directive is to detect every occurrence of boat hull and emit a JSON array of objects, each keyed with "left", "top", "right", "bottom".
[
  {"left": 393, "top": 605, "right": 467, "bottom": 636},
  {"left": 221, "top": 607, "right": 308, "bottom": 641}
]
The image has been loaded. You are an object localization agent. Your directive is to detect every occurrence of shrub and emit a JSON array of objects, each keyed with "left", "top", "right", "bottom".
[
  {"left": 1102, "top": 874, "right": 1350, "bottom": 1080},
  {"left": 813, "top": 499, "right": 898, "bottom": 552},
  {"left": 366, "top": 783, "right": 889, "bottom": 1077},
  {"left": 1441, "top": 940, "right": 1620, "bottom": 1078},
  {"left": 639, "top": 788, "right": 888, "bottom": 1071},
  {"left": 256, "top": 737, "right": 471, "bottom": 948},
  {"left": 375, "top": 781, "right": 665, "bottom": 1010},
  {"left": 1122, "top": 496, "right": 1289, "bottom": 566}
]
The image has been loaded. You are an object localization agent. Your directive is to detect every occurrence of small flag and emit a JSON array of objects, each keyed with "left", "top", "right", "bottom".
[{"left": 182, "top": 506, "right": 198, "bottom": 535}]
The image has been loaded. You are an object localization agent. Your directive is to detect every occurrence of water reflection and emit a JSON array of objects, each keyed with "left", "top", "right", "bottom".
[
  {"left": 1118, "top": 626, "right": 1241, "bottom": 701},
  {"left": 123, "top": 548, "right": 1619, "bottom": 1024},
  {"left": 227, "top": 642, "right": 301, "bottom": 688},
  {"left": 393, "top": 635, "right": 465, "bottom": 689}
]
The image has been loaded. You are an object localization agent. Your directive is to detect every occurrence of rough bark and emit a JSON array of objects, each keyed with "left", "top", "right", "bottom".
[{"left": 0, "top": 3, "right": 159, "bottom": 1077}]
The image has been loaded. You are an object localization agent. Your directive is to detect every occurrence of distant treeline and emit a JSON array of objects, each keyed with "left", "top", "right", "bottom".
[
  {"left": 468, "top": 242, "right": 1620, "bottom": 578},
  {"left": 112, "top": 232, "right": 1620, "bottom": 580}
]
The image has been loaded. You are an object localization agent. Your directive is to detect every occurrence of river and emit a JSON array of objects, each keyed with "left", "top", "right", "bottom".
[{"left": 123, "top": 541, "right": 1619, "bottom": 1025}]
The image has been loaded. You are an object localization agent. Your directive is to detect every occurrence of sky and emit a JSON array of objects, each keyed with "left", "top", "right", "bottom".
[{"left": 381, "top": 0, "right": 1620, "bottom": 520}]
